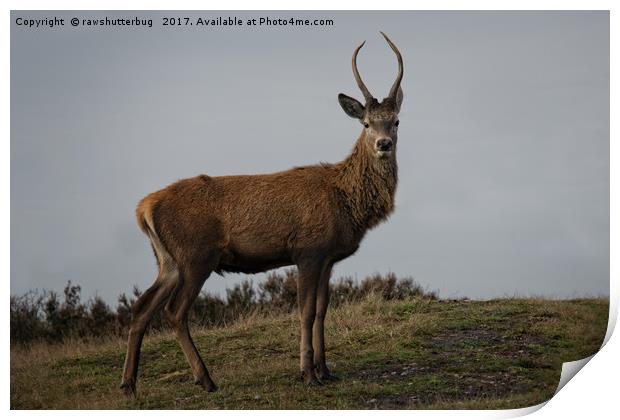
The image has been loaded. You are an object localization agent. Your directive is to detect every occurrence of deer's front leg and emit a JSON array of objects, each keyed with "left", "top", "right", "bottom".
[
  {"left": 313, "top": 263, "right": 338, "bottom": 381},
  {"left": 296, "top": 261, "right": 322, "bottom": 386}
]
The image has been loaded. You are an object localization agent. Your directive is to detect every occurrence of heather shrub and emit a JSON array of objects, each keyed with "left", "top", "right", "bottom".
[{"left": 11, "top": 271, "right": 435, "bottom": 344}]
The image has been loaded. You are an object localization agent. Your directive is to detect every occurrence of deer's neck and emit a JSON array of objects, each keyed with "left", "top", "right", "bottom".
[{"left": 335, "top": 132, "right": 398, "bottom": 232}]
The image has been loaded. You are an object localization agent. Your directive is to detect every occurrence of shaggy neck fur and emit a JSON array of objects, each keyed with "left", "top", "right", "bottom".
[{"left": 334, "top": 132, "right": 398, "bottom": 233}]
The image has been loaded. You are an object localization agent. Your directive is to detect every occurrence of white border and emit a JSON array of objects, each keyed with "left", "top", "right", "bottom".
[{"left": 4, "top": 1, "right": 616, "bottom": 418}]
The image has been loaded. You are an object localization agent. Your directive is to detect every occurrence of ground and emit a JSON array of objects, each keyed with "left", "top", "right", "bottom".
[{"left": 10, "top": 296, "right": 608, "bottom": 409}]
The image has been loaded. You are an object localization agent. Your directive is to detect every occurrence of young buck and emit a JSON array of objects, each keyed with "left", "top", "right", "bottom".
[{"left": 121, "top": 32, "right": 404, "bottom": 396}]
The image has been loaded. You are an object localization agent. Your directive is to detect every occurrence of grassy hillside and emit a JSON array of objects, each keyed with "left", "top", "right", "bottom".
[{"left": 11, "top": 295, "right": 608, "bottom": 409}]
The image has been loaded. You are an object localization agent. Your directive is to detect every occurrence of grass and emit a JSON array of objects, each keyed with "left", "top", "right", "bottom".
[{"left": 10, "top": 295, "right": 608, "bottom": 409}]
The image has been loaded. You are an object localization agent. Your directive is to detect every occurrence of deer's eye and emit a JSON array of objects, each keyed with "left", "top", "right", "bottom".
[
  {"left": 363, "top": 122, "right": 369, "bottom": 128},
  {"left": 395, "top": 120, "right": 400, "bottom": 127}
]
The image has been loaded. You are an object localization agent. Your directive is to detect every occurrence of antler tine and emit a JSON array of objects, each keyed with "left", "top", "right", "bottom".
[
  {"left": 352, "top": 41, "right": 374, "bottom": 103},
  {"left": 380, "top": 31, "right": 403, "bottom": 100}
]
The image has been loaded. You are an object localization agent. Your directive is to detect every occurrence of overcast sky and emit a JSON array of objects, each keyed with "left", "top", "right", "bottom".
[{"left": 11, "top": 11, "right": 609, "bottom": 302}]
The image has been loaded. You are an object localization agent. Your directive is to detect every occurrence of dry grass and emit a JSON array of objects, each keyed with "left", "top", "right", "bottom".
[{"left": 11, "top": 295, "right": 608, "bottom": 409}]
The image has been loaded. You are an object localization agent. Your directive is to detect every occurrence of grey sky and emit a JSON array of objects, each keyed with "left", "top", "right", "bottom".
[{"left": 11, "top": 11, "right": 609, "bottom": 302}]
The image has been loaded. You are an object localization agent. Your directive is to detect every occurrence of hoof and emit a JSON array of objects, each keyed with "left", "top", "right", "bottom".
[
  {"left": 120, "top": 381, "right": 136, "bottom": 398},
  {"left": 306, "top": 378, "right": 324, "bottom": 387},
  {"left": 316, "top": 364, "right": 340, "bottom": 382},
  {"left": 301, "top": 371, "right": 324, "bottom": 387},
  {"left": 195, "top": 376, "right": 218, "bottom": 392}
]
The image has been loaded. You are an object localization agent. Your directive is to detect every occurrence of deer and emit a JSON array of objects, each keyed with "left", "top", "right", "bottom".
[{"left": 120, "top": 32, "right": 404, "bottom": 397}]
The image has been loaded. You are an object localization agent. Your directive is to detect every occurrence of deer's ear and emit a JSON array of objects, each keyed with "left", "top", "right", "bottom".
[
  {"left": 395, "top": 87, "right": 404, "bottom": 113},
  {"left": 338, "top": 94, "right": 365, "bottom": 120}
]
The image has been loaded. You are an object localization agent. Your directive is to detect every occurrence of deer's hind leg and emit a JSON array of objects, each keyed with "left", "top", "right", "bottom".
[
  {"left": 121, "top": 238, "right": 179, "bottom": 397},
  {"left": 164, "top": 260, "right": 218, "bottom": 392}
]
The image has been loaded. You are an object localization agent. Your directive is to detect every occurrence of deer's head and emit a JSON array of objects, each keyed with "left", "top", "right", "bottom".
[{"left": 338, "top": 32, "right": 404, "bottom": 160}]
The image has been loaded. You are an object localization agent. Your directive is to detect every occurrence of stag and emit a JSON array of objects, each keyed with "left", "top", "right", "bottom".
[{"left": 121, "top": 32, "right": 404, "bottom": 396}]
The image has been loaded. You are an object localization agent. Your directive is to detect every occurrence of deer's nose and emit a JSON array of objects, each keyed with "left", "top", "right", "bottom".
[{"left": 376, "top": 138, "right": 393, "bottom": 151}]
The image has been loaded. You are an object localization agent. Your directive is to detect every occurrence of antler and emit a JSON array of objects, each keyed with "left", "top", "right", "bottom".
[
  {"left": 380, "top": 31, "right": 403, "bottom": 100},
  {"left": 352, "top": 41, "right": 374, "bottom": 103}
]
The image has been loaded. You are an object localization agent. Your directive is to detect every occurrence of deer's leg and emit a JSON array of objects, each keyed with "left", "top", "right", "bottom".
[
  {"left": 313, "top": 262, "right": 338, "bottom": 381},
  {"left": 296, "top": 260, "right": 323, "bottom": 386},
  {"left": 164, "top": 266, "right": 217, "bottom": 392},
  {"left": 121, "top": 263, "right": 178, "bottom": 397}
]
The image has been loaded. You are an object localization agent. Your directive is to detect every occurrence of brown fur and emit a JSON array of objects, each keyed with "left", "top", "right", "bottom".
[
  {"left": 139, "top": 134, "right": 397, "bottom": 276},
  {"left": 121, "top": 33, "right": 404, "bottom": 395}
]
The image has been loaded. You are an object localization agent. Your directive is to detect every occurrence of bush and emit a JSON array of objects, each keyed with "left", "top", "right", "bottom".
[
  {"left": 258, "top": 270, "right": 298, "bottom": 310},
  {"left": 10, "top": 271, "right": 436, "bottom": 345},
  {"left": 190, "top": 293, "right": 227, "bottom": 327},
  {"left": 10, "top": 292, "right": 46, "bottom": 343}
]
